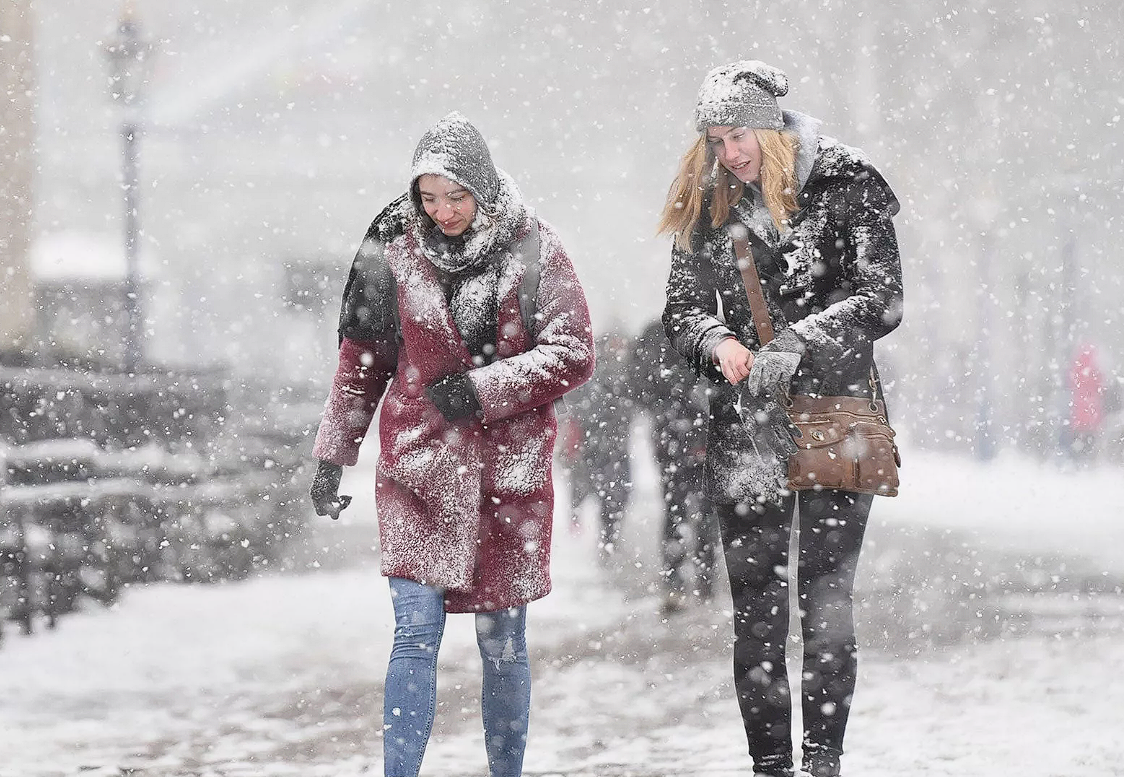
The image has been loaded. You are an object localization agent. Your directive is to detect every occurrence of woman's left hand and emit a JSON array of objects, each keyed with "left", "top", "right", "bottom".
[
  {"left": 310, "top": 460, "right": 352, "bottom": 519},
  {"left": 745, "top": 328, "right": 804, "bottom": 396},
  {"left": 746, "top": 351, "right": 801, "bottom": 397},
  {"left": 426, "top": 373, "right": 483, "bottom": 422}
]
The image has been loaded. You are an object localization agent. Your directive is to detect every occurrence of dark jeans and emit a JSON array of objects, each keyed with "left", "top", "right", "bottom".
[
  {"left": 569, "top": 459, "right": 630, "bottom": 556},
  {"left": 654, "top": 434, "right": 718, "bottom": 597},
  {"left": 716, "top": 489, "right": 872, "bottom": 776}
]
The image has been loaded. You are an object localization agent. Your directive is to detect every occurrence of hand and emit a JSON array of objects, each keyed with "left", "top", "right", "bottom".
[
  {"left": 734, "top": 391, "right": 800, "bottom": 461},
  {"left": 746, "top": 329, "right": 804, "bottom": 397},
  {"left": 746, "top": 351, "right": 801, "bottom": 397},
  {"left": 713, "top": 338, "right": 754, "bottom": 385},
  {"left": 426, "top": 373, "right": 482, "bottom": 422},
  {"left": 310, "top": 460, "right": 352, "bottom": 519}
]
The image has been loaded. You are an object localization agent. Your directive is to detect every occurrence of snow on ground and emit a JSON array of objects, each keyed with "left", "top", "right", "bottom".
[
  {"left": 877, "top": 446, "right": 1124, "bottom": 569},
  {"left": 0, "top": 437, "right": 1122, "bottom": 777}
]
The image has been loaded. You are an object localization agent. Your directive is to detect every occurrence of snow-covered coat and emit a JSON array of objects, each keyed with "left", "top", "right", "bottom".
[
  {"left": 663, "top": 111, "right": 903, "bottom": 505},
  {"left": 314, "top": 204, "right": 594, "bottom": 613},
  {"left": 631, "top": 318, "right": 709, "bottom": 456},
  {"left": 563, "top": 331, "right": 636, "bottom": 512}
]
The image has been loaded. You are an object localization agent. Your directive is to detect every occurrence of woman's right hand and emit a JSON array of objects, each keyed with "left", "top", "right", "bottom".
[{"left": 713, "top": 337, "right": 754, "bottom": 384}]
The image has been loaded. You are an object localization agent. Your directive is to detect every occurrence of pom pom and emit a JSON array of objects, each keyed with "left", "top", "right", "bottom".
[{"left": 731, "top": 60, "right": 789, "bottom": 97}]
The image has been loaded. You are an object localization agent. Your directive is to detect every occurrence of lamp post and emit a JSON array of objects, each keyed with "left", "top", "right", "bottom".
[
  {"left": 104, "top": 4, "right": 152, "bottom": 374},
  {"left": 971, "top": 195, "right": 1001, "bottom": 461}
]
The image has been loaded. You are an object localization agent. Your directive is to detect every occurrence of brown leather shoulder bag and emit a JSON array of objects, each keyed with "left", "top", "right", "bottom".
[{"left": 733, "top": 236, "right": 901, "bottom": 496}]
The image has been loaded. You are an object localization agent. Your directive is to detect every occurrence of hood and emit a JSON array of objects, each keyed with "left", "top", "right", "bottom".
[
  {"left": 782, "top": 109, "right": 823, "bottom": 194},
  {"left": 408, "top": 112, "right": 500, "bottom": 213}
]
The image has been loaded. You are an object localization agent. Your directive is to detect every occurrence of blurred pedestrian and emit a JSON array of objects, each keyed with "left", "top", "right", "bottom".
[
  {"left": 565, "top": 328, "right": 636, "bottom": 562},
  {"left": 1068, "top": 343, "right": 1104, "bottom": 462},
  {"left": 658, "top": 62, "right": 904, "bottom": 777},
  {"left": 631, "top": 317, "right": 719, "bottom": 612},
  {"left": 309, "top": 112, "right": 594, "bottom": 777}
]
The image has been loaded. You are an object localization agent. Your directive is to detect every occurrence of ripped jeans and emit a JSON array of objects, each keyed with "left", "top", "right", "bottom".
[{"left": 383, "top": 577, "right": 531, "bottom": 777}]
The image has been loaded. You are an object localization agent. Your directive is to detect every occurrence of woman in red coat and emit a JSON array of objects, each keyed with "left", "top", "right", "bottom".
[{"left": 309, "top": 112, "right": 594, "bottom": 777}]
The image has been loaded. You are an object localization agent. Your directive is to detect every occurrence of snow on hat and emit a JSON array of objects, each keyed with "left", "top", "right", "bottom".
[
  {"left": 694, "top": 60, "right": 789, "bottom": 132},
  {"left": 409, "top": 112, "right": 500, "bottom": 210}
]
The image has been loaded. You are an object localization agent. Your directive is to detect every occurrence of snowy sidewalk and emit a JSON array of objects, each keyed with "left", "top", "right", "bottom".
[{"left": 0, "top": 448, "right": 1122, "bottom": 776}]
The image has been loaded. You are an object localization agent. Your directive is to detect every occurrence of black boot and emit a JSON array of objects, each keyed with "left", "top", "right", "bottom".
[
  {"left": 802, "top": 745, "right": 841, "bottom": 777},
  {"left": 753, "top": 753, "right": 794, "bottom": 777}
]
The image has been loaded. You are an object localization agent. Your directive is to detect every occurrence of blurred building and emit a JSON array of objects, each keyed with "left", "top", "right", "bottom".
[
  {"left": 0, "top": 0, "right": 36, "bottom": 357},
  {"left": 28, "top": 232, "right": 169, "bottom": 369}
]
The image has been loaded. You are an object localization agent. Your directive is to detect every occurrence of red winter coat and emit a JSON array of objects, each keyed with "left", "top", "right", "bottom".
[{"left": 313, "top": 218, "right": 594, "bottom": 612}]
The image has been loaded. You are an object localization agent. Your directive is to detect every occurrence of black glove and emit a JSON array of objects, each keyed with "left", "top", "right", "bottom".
[
  {"left": 309, "top": 460, "right": 352, "bottom": 519},
  {"left": 746, "top": 328, "right": 804, "bottom": 397},
  {"left": 426, "top": 373, "right": 483, "bottom": 422},
  {"left": 735, "top": 390, "right": 800, "bottom": 461}
]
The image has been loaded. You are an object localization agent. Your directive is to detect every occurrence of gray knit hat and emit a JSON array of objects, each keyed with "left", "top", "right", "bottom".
[
  {"left": 693, "top": 61, "right": 789, "bottom": 132},
  {"left": 409, "top": 112, "right": 500, "bottom": 210}
]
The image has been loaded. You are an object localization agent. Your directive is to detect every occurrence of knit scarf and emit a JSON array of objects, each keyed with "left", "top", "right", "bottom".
[
  {"left": 411, "top": 171, "right": 528, "bottom": 359},
  {"left": 412, "top": 170, "right": 526, "bottom": 274}
]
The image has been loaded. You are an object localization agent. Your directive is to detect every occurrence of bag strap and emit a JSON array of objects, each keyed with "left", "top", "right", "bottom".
[
  {"left": 387, "top": 240, "right": 402, "bottom": 341},
  {"left": 731, "top": 235, "right": 776, "bottom": 345}
]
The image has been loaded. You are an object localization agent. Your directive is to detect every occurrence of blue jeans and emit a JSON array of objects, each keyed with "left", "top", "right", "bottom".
[{"left": 383, "top": 577, "right": 531, "bottom": 777}]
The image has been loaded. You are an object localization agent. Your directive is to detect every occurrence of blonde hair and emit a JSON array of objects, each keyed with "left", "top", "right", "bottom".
[{"left": 658, "top": 129, "right": 800, "bottom": 252}]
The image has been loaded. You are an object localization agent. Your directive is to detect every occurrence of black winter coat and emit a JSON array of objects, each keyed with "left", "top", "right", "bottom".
[
  {"left": 631, "top": 319, "right": 708, "bottom": 462},
  {"left": 662, "top": 136, "right": 903, "bottom": 505},
  {"left": 568, "top": 333, "right": 635, "bottom": 476}
]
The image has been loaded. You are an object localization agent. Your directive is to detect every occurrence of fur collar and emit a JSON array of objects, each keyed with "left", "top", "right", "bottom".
[{"left": 735, "top": 110, "right": 824, "bottom": 246}]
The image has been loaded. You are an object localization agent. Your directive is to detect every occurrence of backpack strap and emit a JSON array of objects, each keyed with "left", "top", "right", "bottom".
[
  {"left": 513, "top": 217, "right": 568, "bottom": 415},
  {"left": 515, "top": 218, "right": 542, "bottom": 338},
  {"left": 389, "top": 246, "right": 402, "bottom": 341}
]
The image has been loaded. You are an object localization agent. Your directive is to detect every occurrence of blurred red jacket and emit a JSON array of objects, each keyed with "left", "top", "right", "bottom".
[{"left": 1069, "top": 344, "right": 1104, "bottom": 433}]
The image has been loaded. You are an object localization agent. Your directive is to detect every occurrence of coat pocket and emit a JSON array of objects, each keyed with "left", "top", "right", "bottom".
[
  {"left": 481, "top": 408, "right": 555, "bottom": 498},
  {"left": 777, "top": 280, "right": 812, "bottom": 299}
]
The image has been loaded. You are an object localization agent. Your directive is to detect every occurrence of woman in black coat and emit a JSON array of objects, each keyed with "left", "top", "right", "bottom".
[
  {"left": 658, "top": 61, "right": 903, "bottom": 777},
  {"left": 631, "top": 317, "right": 718, "bottom": 611}
]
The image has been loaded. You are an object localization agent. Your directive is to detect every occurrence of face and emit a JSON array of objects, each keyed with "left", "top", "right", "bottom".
[
  {"left": 706, "top": 125, "right": 762, "bottom": 184},
  {"left": 417, "top": 174, "right": 477, "bottom": 236}
]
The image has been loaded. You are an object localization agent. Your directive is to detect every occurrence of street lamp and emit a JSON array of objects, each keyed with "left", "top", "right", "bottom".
[
  {"left": 104, "top": 3, "right": 153, "bottom": 374},
  {"left": 971, "top": 194, "right": 1001, "bottom": 462}
]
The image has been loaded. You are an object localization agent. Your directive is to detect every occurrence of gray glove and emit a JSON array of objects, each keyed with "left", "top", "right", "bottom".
[
  {"left": 734, "top": 391, "right": 800, "bottom": 461},
  {"left": 747, "top": 329, "right": 804, "bottom": 397}
]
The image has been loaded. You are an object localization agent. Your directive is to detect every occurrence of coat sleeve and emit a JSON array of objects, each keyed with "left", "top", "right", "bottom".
[
  {"left": 466, "top": 221, "right": 595, "bottom": 424},
  {"left": 661, "top": 236, "right": 735, "bottom": 384},
  {"left": 312, "top": 337, "right": 397, "bottom": 466},
  {"left": 789, "top": 165, "right": 904, "bottom": 367}
]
